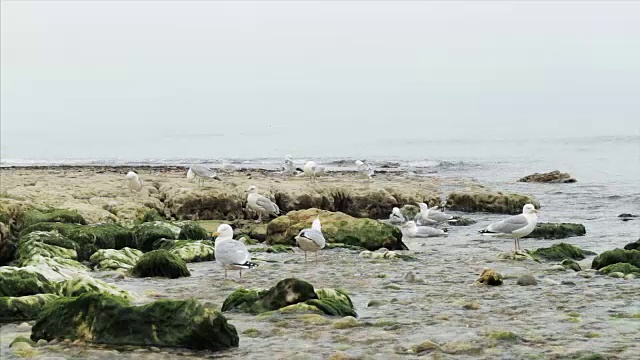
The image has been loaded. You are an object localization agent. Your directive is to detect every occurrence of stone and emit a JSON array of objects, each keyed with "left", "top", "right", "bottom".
[
  {"left": 332, "top": 316, "right": 359, "bottom": 329},
  {"left": 624, "top": 274, "right": 636, "bottom": 280},
  {"left": 591, "top": 249, "right": 640, "bottom": 269},
  {"left": 446, "top": 190, "right": 539, "bottom": 215},
  {"left": 597, "top": 262, "right": 640, "bottom": 276},
  {"left": 531, "top": 243, "right": 596, "bottom": 261},
  {"left": 152, "top": 239, "right": 215, "bottom": 263},
  {"left": 30, "top": 293, "right": 239, "bottom": 351},
  {"left": 516, "top": 274, "right": 538, "bottom": 286},
  {"left": 475, "top": 268, "right": 503, "bottom": 286},
  {"left": 17, "top": 209, "right": 86, "bottom": 231},
  {"left": 266, "top": 209, "right": 406, "bottom": 251},
  {"left": 542, "top": 278, "right": 560, "bottom": 286},
  {"left": 55, "top": 274, "right": 132, "bottom": 300},
  {"left": 36, "top": 339, "right": 48, "bottom": 346},
  {"left": 497, "top": 250, "right": 539, "bottom": 262},
  {"left": 17, "top": 231, "right": 78, "bottom": 262},
  {"left": 525, "top": 223, "right": 586, "bottom": 239},
  {"left": 608, "top": 272, "right": 625, "bottom": 278},
  {"left": 175, "top": 221, "right": 208, "bottom": 240},
  {"left": 367, "top": 300, "right": 385, "bottom": 307},
  {"left": 463, "top": 301, "right": 481, "bottom": 310},
  {"left": 561, "top": 259, "right": 582, "bottom": 271},
  {"left": 0, "top": 294, "right": 60, "bottom": 322},
  {"left": 0, "top": 267, "right": 56, "bottom": 297},
  {"left": 518, "top": 170, "right": 576, "bottom": 183},
  {"left": 618, "top": 214, "right": 639, "bottom": 222},
  {"left": 0, "top": 222, "right": 15, "bottom": 266},
  {"left": 548, "top": 265, "right": 567, "bottom": 272},
  {"left": 411, "top": 340, "right": 443, "bottom": 354},
  {"left": 89, "top": 247, "right": 143, "bottom": 271},
  {"left": 132, "top": 222, "right": 179, "bottom": 252},
  {"left": 131, "top": 250, "right": 191, "bottom": 278},
  {"left": 624, "top": 238, "right": 640, "bottom": 250},
  {"left": 577, "top": 271, "right": 594, "bottom": 278}
]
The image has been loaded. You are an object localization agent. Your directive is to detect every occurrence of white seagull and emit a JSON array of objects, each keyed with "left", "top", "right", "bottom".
[
  {"left": 479, "top": 204, "right": 539, "bottom": 251},
  {"left": 415, "top": 203, "right": 439, "bottom": 226},
  {"left": 401, "top": 221, "right": 447, "bottom": 238},
  {"left": 388, "top": 207, "right": 406, "bottom": 225},
  {"left": 422, "top": 203, "right": 456, "bottom": 224},
  {"left": 213, "top": 224, "right": 257, "bottom": 279},
  {"left": 355, "top": 160, "right": 374, "bottom": 181},
  {"left": 246, "top": 185, "right": 280, "bottom": 223},
  {"left": 125, "top": 171, "right": 143, "bottom": 193},
  {"left": 188, "top": 165, "right": 221, "bottom": 186},
  {"left": 283, "top": 155, "right": 296, "bottom": 177},
  {"left": 295, "top": 217, "right": 326, "bottom": 262},
  {"left": 301, "top": 161, "right": 324, "bottom": 183}
]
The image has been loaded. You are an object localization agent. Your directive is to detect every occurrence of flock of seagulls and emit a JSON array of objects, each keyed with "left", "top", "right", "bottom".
[{"left": 123, "top": 157, "right": 540, "bottom": 280}]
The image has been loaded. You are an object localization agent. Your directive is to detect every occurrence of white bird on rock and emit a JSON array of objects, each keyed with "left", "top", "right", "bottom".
[
  {"left": 283, "top": 155, "right": 296, "bottom": 177},
  {"left": 125, "top": 171, "right": 143, "bottom": 193},
  {"left": 213, "top": 224, "right": 257, "bottom": 279},
  {"left": 355, "top": 160, "right": 374, "bottom": 181},
  {"left": 401, "top": 221, "right": 447, "bottom": 238},
  {"left": 188, "top": 165, "right": 221, "bottom": 186},
  {"left": 479, "top": 204, "right": 539, "bottom": 251},
  {"left": 295, "top": 217, "right": 326, "bottom": 262},
  {"left": 388, "top": 207, "right": 406, "bottom": 225},
  {"left": 246, "top": 185, "right": 280, "bottom": 223},
  {"left": 300, "top": 161, "right": 324, "bottom": 183},
  {"left": 415, "top": 203, "right": 438, "bottom": 226}
]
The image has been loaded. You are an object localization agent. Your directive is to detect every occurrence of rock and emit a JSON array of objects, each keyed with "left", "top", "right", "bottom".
[
  {"left": 399, "top": 205, "right": 420, "bottom": 221},
  {"left": 89, "top": 247, "right": 143, "bottom": 271},
  {"left": 608, "top": 272, "right": 625, "bottom": 278},
  {"left": 591, "top": 249, "right": 640, "bottom": 269},
  {"left": 359, "top": 250, "right": 373, "bottom": 258},
  {"left": 623, "top": 239, "right": 640, "bottom": 250},
  {"left": 531, "top": 243, "right": 596, "bottom": 261},
  {"left": 0, "top": 294, "right": 60, "bottom": 321},
  {"left": 402, "top": 271, "right": 424, "bottom": 283},
  {"left": 152, "top": 239, "right": 215, "bottom": 263},
  {"left": 463, "top": 301, "right": 481, "bottom": 310},
  {"left": 17, "top": 231, "right": 78, "bottom": 262},
  {"left": 447, "top": 216, "right": 477, "bottom": 226},
  {"left": 561, "top": 280, "right": 576, "bottom": 286},
  {"left": 497, "top": 250, "right": 539, "bottom": 262},
  {"left": 446, "top": 190, "right": 539, "bottom": 215},
  {"left": 0, "top": 267, "right": 56, "bottom": 297},
  {"left": 18, "top": 255, "right": 89, "bottom": 282},
  {"left": 141, "top": 209, "right": 165, "bottom": 222},
  {"left": 20, "top": 222, "right": 137, "bottom": 261},
  {"left": 542, "top": 278, "right": 561, "bottom": 286},
  {"left": 596, "top": 262, "right": 640, "bottom": 276},
  {"left": 624, "top": 274, "right": 636, "bottom": 280},
  {"left": 618, "top": 214, "right": 639, "bottom": 221},
  {"left": 332, "top": 316, "right": 359, "bottom": 329},
  {"left": 10, "top": 337, "right": 34, "bottom": 350},
  {"left": 131, "top": 250, "right": 191, "bottom": 278},
  {"left": 475, "top": 268, "right": 503, "bottom": 286},
  {"left": 518, "top": 170, "right": 576, "bottom": 183},
  {"left": 163, "top": 187, "right": 246, "bottom": 220},
  {"left": 516, "top": 274, "right": 538, "bottom": 286},
  {"left": 266, "top": 209, "right": 406, "bottom": 251},
  {"left": 367, "top": 300, "right": 385, "bottom": 307},
  {"left": 561, "top": 259, "right": 582, "bottom": 271},
  {"left": 486, "top": 330, "right": 519, "bottom": 342},
  {"left": 176, "top": 221, "right": 209, "bottom": 240},
  {"left": 133, "top": 222, "right": 179, "bottom": 252},
  {"left": 30, "top": 293, "right": 239, "bottom": 351},
  {"left": 411, "top": 340, "right": 443, "bottom": 354},
  {"left": 548, "top": 265, "right": 567, "bottom": 272},
  {"left": 0, "top": 222, "right": 16, "bottom": 266},
  {"left": 525, "top": 223, "right": 586, "bottom": 239},
  {"left": 230, "top": 221, "right": 268, "bottom": 242},
  {"left": 36, "top": 339, "right": 48, "bottom": 346},
  {"left": 577, "top": 271, "right": 594, "bottom": 279},
  {"left": 221, "top": 278, "right": 357, "bottom": 317},
  {"left": 17, "top": 209, "right": 86, "bottom": 231},
  {"left": 55, "top": 274, "right": 132, "bottom": 300}
]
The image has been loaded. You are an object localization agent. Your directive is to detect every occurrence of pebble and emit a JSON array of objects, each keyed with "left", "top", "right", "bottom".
[
  {"left": 463, "top": 301, "right": 481, "bottom": 310},
  {"left": 542, "top": 278, "right": 561, "bottom": 286},
  {"left": 516, "top": 274, "right": 538, "bottom": 286},
  {"left": 403, "top": 271, "right": 424, "bottom": 284},
  {"left": 149, "top": 346, "right": 161, "bottom": 352},
  {"left": 548, "top": 265, "right": 567, "bottom": 272},
  {"left": 36, "top": 339, "right": 48, "bottom": 346},
  {"left": 367, "top": 300, "right": 385, "bottom": 307},
  {"left": 333, "top": 316, "right": 359, "bottom": 329},
  {"left": 358, "top": 251, "right": 373, "bottom": 258},
  {"left": 10, "top": 342, "right": 33, "bottom": 351},
  {"left": 577, "top": 272, "right": 594, "bottom": 279},
  {"left": 624, "top": 274, "right": 636, "bottom": 280},
  {"left": 17, "top": 322, "right": 30, "bottom": 330},
  {"left": 608, "top": 272, "right": 625, "bottom": 278},
  {"left": 561, "top": 280, "right": 576, "bottom": 286}
]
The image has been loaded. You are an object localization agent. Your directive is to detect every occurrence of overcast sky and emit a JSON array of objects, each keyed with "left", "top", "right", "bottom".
[{"left": 1, "top": 1, "right": 639, "bottom": 159}]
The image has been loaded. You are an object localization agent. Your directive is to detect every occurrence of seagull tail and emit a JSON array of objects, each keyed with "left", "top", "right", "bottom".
[
  {"left": 234, "top": 261, "right": 259, "bottom": 269},
  {"left": 479, "top": 229, "right": 497, "bottom": 235}
]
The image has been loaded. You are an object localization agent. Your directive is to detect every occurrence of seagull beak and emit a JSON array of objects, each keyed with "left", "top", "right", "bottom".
[
  {"left": 213, "top": 232, "right": 220, "bottom": 237},
  {"left": 533, "top": 209, "right": 539, "bottom": 213}
]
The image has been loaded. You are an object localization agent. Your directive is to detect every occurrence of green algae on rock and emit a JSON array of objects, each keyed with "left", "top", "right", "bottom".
[
  {"left": 531, "top": 243, "right": 596, "bottom": 261},
  {"left": 17, "top": 231, "right": 78, "bottom": 262},
  {"left": 18, "top": 255, "right": 89, "bottom": 281},
  {"left": 591, "top": 249, "right": 640, "bottom": 269},
  {"left": 55, "top": 274, "right": 132, "bottom": 300},
  {"left": 266, "top": 209, "right": 406, "bottom": 251},
  {"left": 176, "top": 221, "right": 209, "bottom": 240},
  {"left": 221, "top": 278, "right": 357, "bottom": 317},
  {"left": 131, "top": 250, "right": 191, "bottom": 278},
  {"left": 475, "top": 268, "right": 503, "bottom": 286},
  {"left": 596, "top": 262, "right": 640, "bottom": 276},
  {"left": 0, "top": 267, "right": 56, "bottom": 297},
  {"left": 624, "top": 238, "right": 640, "bottom": 251},
  {"left": 30, "top": 293, "right": 239, "bottom": 350},
  {"left": 89, "top": 247, "right": 143, "bottom": 271},
  {"left": 17, "top": 209, "right": 86, "bottom": 231},
  {"left": 446, "top": 190, "right": 539, "bottom": 215},
  {"left": 152, "top": 239, "right": 215, "bottom": 262},
  {"left": 497, "top": 250, "right": 540, "bottom": 262},
  {"left": 518, "top": 170, "right": 577, "bottom": 183},
  {"left": 133, "top": 221, "right": 179, "bottom": 252},
  {"left": 141, "top": 209, "right": 165, "bottom": 223},
  {"left": 0, "top": 294, "right": 60, "bottom": 321},
  {"left": 525, "top": 223, "right": 586, "bottom": 239},
  {"left": 561, "top": 259, "right": 582, "bottom": 272}
]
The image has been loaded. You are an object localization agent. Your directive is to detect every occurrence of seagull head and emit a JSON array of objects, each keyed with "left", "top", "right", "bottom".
[
  {"left": 285, "top": 154, "right": 292, "bottom": 160},
  {"left": 247, "top": 185, "right": 257, "bottom": 193},
  {"left": 392, "top": 207, "right": 401, "bottom": 215},
  {"left": 311, "top": 216, "right": 322, "bottom": 231},
  {"left": 213, "top": 224, "right": 234, "bottom": 239},
  {"left": 126, "top": 171, "right": 138, "bottom": 180},
  {"left": 416, "top": 202, "right": 429, "bottom": 212},
  {"left": 523, "top": 204, "right": 538, "bottom": 214}
]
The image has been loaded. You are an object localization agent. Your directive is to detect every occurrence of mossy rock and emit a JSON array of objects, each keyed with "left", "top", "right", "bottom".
[
  {"left": 475, "top": 268, "right": 503, "bottom": 286},
  {"left": 596, "top": 262, "right": 640, "bottom": 276},
  {"left": 231, "top": 221, "right": 268, "bottom": 242},
  {"left": 20, "top": 222, "right": 136, "bottom": 261},
  {"left": 30, "top": 293, "right": 239, "bottom": 350},
  {"left": 399, "top": 205, "right": 420, "bottom": 221},
  {"left": 17, "top": 209, "right": 86, "bottom": 231},
  {"left": 0, "top": 267, "right": 56, "bottom": 297},
  {"left": 623, "top": 239, "right": 640, "bottom": 251},
  {"left": 141, "top": 209, "right": 165, "bottom": 223},
  {"left": 133, "top": 222, "right": 179, "bottom": 252},
  {"left": 55, "top": 274, "right": 132, "bottom": 300},
  {"left": 89, "top": 247, "right": 143, "bottom": 271},
  {"left": 176, "top": 221, "right": 209, "bottom": 240},
  {"left": 0, "top": 294, "right": 60, "bottom": 321},
  {"left": 446, "top": 191, "right": 539, "bottom": 215},
  {"left": 17, "top": 231, "right": 78, "bottom": 263},
  {"left": 0, "top": 222, "right": 16, "bottom": 266},
  {"left": 561, "top": 259, "right": 582, "bottom": 272},
  {"left": 266, "top": 209, "right": 406, "bottom": 251},
  {"left": 221, "top": 278, "right": 357, "bottom": 317},
  {"left": 131, "top": 250, "right": 190, "bottom": 278},
  {"left": 525, "top": 223, "right": 586, "bottom": 239},
  {"left": 531, "top": 243, "right": 596, "bottom": 262},
  {"left": 152, "top": 239, "right": 215, "bottom": 263},
  {"left": 18, "top": 255, "right": 88, "bottom": 282},
  {"left": 591, "top": 249, "right": 640, "bottom": 270}
]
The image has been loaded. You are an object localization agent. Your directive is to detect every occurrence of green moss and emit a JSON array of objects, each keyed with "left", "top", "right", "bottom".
[
  {"left": 609, "top": 313, "right": 640, "bottom": 319},
  {"left": 152, "top": 239, "right": 215, "bottom": 263},
  {"left": 0, "top": 294, "right": 60, "bottom": 321},
  {"left": 18, "top": 209, "right": 86, "bottom": 230},
  {"left": 141, "top": 209, "right": 164, "bottom": 223},
  {"left": 624, "top": 239, "right": 640, "bottom": 251},
  {"left": 89, "top": 247, "right": 143, "bottom": 271},
  {"left": 0, "top": 267, "right": 56, "bottom": 297},
  {"left": 597, "top": 262, "right": 640, "bottom": 276},
  {"left": 10, "top": 336, "right": 36, "bottom": 347},
  {"left": 131, "top": 250, "right": 190, "bottom": 278},
  {"left": 531, "top": 243, "right": 596, "bottom": 261},
  {"left": 242, "top": 328, "right": 261, "bottom": 338},
  {"left": 30, "top": 293, "right": 239, "bottom": 350},
  {"left": 561, "top": 259, "right": 582, "bottom": 272},
  {"left": 55, "top": 274, "right": 132, "bottom": 300},
  {"left": 592, "top": 249, "right": 640, "bottom": 269},
  {"left": 177, "top": 222, "right": 209, "bottom": 240},
  {"left": 307, "top": 289, "right": 357, "bottom": 317},
  {"left": 525, "top": 223, "right": 586, "bottom": 239},
  {"left": 133, "top": 222, "right": 178, "bottom": 252},
  {"left": 446, "top": 191, "right": 539, "bottom": 215},
  {"left": 17, "top": 231, "right": 78, "bottom": 263}
]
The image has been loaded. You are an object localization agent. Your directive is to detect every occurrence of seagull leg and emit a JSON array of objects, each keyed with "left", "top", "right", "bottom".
[
  {"left": 304, "top": 252, "right": 307, "bottom": 263},
  {"left": 239, "top": 269, "right": 242, "bottom": 279},
  {"left": 256, "top": 213, "right": 262, "bottom": 224},
  {"left": 224, "top": 270, "right": 227, "bottom": 279},
  {"left": 315, "top": 251, "right": 318, "bottom": 262},
  {"left": 514, "top": 239, "right": 517, "bottom": 253}
]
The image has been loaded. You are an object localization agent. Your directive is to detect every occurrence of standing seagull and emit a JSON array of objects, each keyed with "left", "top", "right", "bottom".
[
  {"left": 301, "top": 161, "right": 324, "bottom": 183},
  {"left": 355, "top": 160, "right": 375, "bottom": 181},
  {"left": 295, "top": 217, "right": 326, "bottom": 262},
  {"left": 415, "top": 203, "right": 438, "bottom": 226},
  {"left": 388, "top": 207, "right": 406, "bottom": 225},
  {"left": 283, "top": 155, "right": 296, "bottom": 177},
  {"left": 401, "top": 221, "right": 447, "bottom": 238},
  {"left": 423, "top": 204, "right": 456, "bottom": 224},
  {"left": 213, "top": 224, "right": 257, "bottom": 279},
  {"left": 125, "top": 171, "right": 143, "bottom": 193},
  {"left": 479, "top": 204, "right": 539, "bottom": 251},
  {"left": 188, "top": 165, "right": 221, "bottom": 187},
  {"left": 246, "top": 185, "right": 280, "bottom": 223}
]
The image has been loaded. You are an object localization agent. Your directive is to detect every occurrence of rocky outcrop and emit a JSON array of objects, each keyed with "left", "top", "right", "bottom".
[
  {"left": 0, "top": 294, "right": 60, "bottom": 322},
  {"left": 133, "top": 221, "right": 180, "bottom": 252},
  {"left": 16, "top": 209, "right": 86, "bottom": 231},
  {"left": 55, "top": 274, "right": 132, "bottom": 300},
  {"left": 266, "top": 209, "right": 406, "bottom": 250},
  {"left": 624, "top": 238, "right": 640, "bottom": 251},
  {"left": 475, "top": 268, "right": 503, "bottom": 286},
  {"left": 0, "top": 267, "right": 56, "bottom": 297},
  {"left": 446, "top": 191, "right": 539, "bottom": 215},
  {"left": 591, "top": 249, "right": 640, "bottom": 270},
  {"left": 153, "top": 239, "right": 215, "bottom": 263},
  {"left": 597, "top": 263, "right": 640, "bottom": 276},
  {"left": 89, "top": 247, "right": 143, "bottom": 271},
  {"left": 0, "top": 222, "right": 15, "bottom": 266},
  {"left": 531, "top": 243, "right": 596, "bottom": 261},
  {"left": 221, "top": 278, "right": 356, "bottom": 317},
  {"left": 131, "top": 250, "right": 191, "bottom": 278},
  {"left": 525, "top": 223, "right": 586, "bottom": 239},
  {"left": 31, "top": 293, "right": 239, "bottom": 350},
  {"left": 518, "top": 170, "right": 577, "bottom": 183},
  {"left": 176, "top": 221, "right": 209, "bottom": 240}
]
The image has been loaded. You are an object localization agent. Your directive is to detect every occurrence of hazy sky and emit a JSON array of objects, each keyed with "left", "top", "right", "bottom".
[{"left": 1, "top": 1, "right": 639, "bottom": 160}]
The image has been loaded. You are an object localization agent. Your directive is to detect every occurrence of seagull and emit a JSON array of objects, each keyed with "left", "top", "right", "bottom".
[
  {"left": 355, "top": 160, "right": 374, "bottom": 181},
  {"left": 300, "top": 161, "right": 324, "bottom": 183},
  {"left": 125, "top": 171, "right": 143, "bottom": 193},
  {"left": 389, "top": 207, "right": 406, "bottom": 225},
  {"left": 479, "top": 204, "right": 539, "bottom": 251},
  {"left": 220, "top": 162, "right": 238, "bottom": 174},
  {"left": 213, "top": 224, "right": 257, "bottom": 279},
  {"left": 420, "top": 202, "right": 456, "bottom": 224},
  {"left": 246, "top": 185, "right": 280, "bottom": 223},
  {"left": 415, "top": 203, "right": 439, "bottom": 226},
  {"left": 283, "top": 155, "right": 296, "bottom": 177},
  {"left": 295, "top": 217, "right": 326, "bottom": 262},
  {"left": 401, "top": 221, "right": 447, "bottom": 238},
  {"left": 188, "top": 165, "right": 221, "bottom": 186}
]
